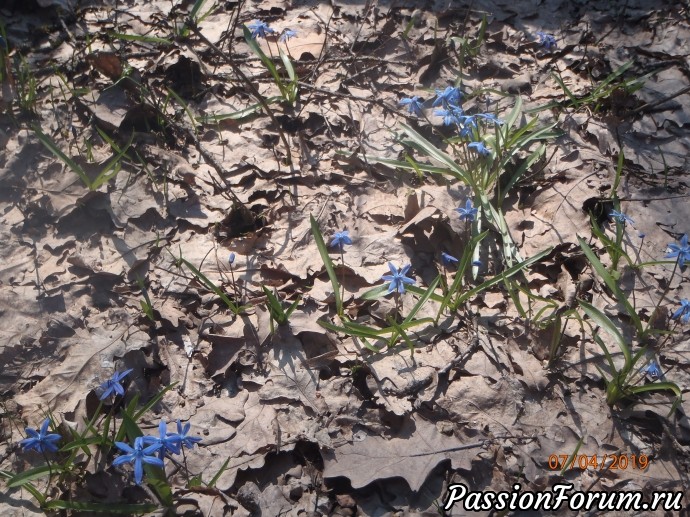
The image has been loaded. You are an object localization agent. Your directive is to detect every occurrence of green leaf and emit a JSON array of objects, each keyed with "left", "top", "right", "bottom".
[
  {"left": 0, "top": 470, "right": 45, "bottom": 505},
  {"left": 399, "top": 123, "right": 475, "bottom": 188},
  {"left": 207, "top": 457, "right": 231, "bottom": 488},
  {"left": 577, "top": 237, "right": 642, "bottom": 336},
  {"left": 578, "top": 299, "right": 629, "bottom": 364},
  {"left": 310, "top": 215, "right": 342, "bottom": 314},
  {"left": 7, "top": 464, "right": 63, "bottom": 488},
  {"left": 197, "top": 97, "right": 282, "bottom": 123},
  {"left": 133, "top": 383, "right": 178, "bottom": 421},
  {"left": 180, "top": 258, "right": 241, "bottom": 314},
  {"left": 453, "top": 248, "right": 552, "bottom": 308},
  {"left": 33, "top": 126, "right": 91, "bottom": 189}
]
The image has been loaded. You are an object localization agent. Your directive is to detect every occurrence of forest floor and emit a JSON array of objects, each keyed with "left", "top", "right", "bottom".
[{"left": 1, "top": 0, "right": 690, "bottom": 516}]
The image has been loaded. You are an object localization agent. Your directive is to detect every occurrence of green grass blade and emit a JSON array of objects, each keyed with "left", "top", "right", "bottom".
[
  {"left": 180, "top": 258, "right": 240, "bottom": 314},
  {"left": 310, "top": 215, "right": 343, "bottom": 314},
  {"left": 133, "top": 383, "right": 178, "bottom": 421},
  {"left": 579, "top": 299, "right": 629, "bottom": 363},
  {"left": 197, "top": 97, "right": 283, "bottom": 123},
  {"left": 243, "top": 26, "right": 286, "bottom": 99},
  {"left": 577, "top": 237, "right": 642, "bottom": 336},
  {"left": 33, "top": 126, "right": 91, "bottom": 189},
  {"left": 560, "top": 434, "right": 585, "bottom": 476},
  {"left": 453, "top": 247, "right": 551, "bottom": 308},
  {"left": 0, "top": 470, "right": 45, "bottom": 504},
  {"left": 7, "top": 465, "right": 63, "bottom": 488},
  {"left": 404, "top": 275, "right": 441, "bottom": 323},
  {"left": 399, "top": 123, "right": 474, "bottom": 187}
]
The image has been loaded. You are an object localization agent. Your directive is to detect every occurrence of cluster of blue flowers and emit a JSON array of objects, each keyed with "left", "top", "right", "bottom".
[
  {"left": 19, "top": 370, "right": 202, "bottom": 487},
  {"left": 398, "top": 84, "right": 502, "bottom": 152},
  {"left": 113, "top": 420, "right": 201, "bottom": 485},
  {"left": 247, "top": 20, "right": 297, "bottom": 43}
]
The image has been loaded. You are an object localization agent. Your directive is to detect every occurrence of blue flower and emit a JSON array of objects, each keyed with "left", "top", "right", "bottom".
[
  {"left": 432, "top": 86, "right": 462, "bottom": 108},
  {"left": 399, "top": 96, "right": 424, "bottom": 116},
  {"left": 456, "top": 199, "right": 478, "bottom": 222},
  {"left": 666, "top": 234, "right": 690, "bottom": 267},
  {"left": 99, "top": 369, "right": 133, "bottom": 401},
  {"left": 228, "top": 252, "right": 236, "bottom": 265},
  {"left": 609, "top": 210, "right": 634, "bottom": 226},
  {"left": 171, "top": 420, "right": 202, "bottom": 450},
  {"left": 672, "top": 299, "right": 690, "bottom": 323},
  {"left": 645, "top": 361, "right": 661, "bottom": 380},
  {"left": 459, "top": 116, "right": 478, "bottom": 137},
  {"left": 638, "top": 232, "right": 646, "bottom": 239},
  {"left": 472, "top": 260, "right": 482, "bottom": 267},
  {"left": 381, "top": 263, "right": 416, "bottom": 294},
  {"left": 536, "top": 31, "right": 557, "bottom": 50},
  {"left": 247, "top": 20, "right": 276, "bottom": 39},
  {"left": 475, "top": 113, "right": 503, "bottom": 125},
  {"left": 279, "top": 29, "right": 297, "bottom": 43},
  {"left": 468, "top": 141, "right": 491, "bottom": 156},
  {"left": 434, "top": 106, "right": 464, "bottom": 126},
  {"left": 330, "top": 230, "right": 352, "bottom": 249},
  {"left": 142, "top": 420, "right": 182, "bottom": 459},
  {"left": 113, "top": 437, "right": 164, "bottom": 485},
  {"left": 441, "top": 252, "right": 459, "bottom": 267},
  {"left": 20, "top": 418, "right": 61, "bottom": 453}
]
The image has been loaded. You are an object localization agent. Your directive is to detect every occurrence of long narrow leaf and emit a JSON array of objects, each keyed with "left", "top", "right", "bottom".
[
  {"left": 579, "top": 299, "right": 629, "bottom": 363},
  {"left": 577, "top": 237, "right": 642, "bottom": 335},
  {"left": 310, "top": 215, "right": 343, "bottom": 314}
]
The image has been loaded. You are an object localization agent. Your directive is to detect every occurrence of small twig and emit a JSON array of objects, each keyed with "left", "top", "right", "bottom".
[{"left": 624, "top": 84, "right": 690, "bottom": 117}]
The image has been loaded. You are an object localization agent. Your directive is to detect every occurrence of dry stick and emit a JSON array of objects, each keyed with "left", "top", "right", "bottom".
[
  {"left": 189, "top": 24, "right": 294, "bottom": 171},
  {"left": 625, "top": 84, "right": 690, "bottom": 117}
]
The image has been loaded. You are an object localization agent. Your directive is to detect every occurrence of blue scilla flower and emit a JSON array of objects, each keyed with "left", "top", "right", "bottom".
[
  {"left": 228, "top": 252, "right": 236, "bottom": 265},
  {"left": 456, "top": 199, "right": 478, "bottom": 222},
  {"left": 399, "top": 96, "right": 424, "bottom": 116},
  {"left": 645, "top": 361, "right": 661, "bottom": 380},
  {"left": 330, "top": 230, "right": 352, "bottom": 249},
  {"left": 20, "top": 418, "right": 61, "bottom": 453},
  {"left": 435, "top": 106, "right": 464, "bottom": 126},
  {"left": 459, "top": 116, "right": 477, "bottom": 138},
  {"left": 432, "top": 86, "right": 462, "bottom": 108},
  {"left": 381, "top": 263, "right": 416, "bottom": 294},
  {"left": 113, "top": 437, "right": 164, "bottom": 485},
  {"left": 142, "top": 420, "right": 182, "bottom": 459},
  {"left": 171, "top": 420, "right": 202, "bottom": 449},
  {"left": 441, "top": 252, "right": 459, "bottom": 267},
  {"left": 672, "top": 299, "right": 690, "bottom": 323},
  {"left": 247, "top": 20, "right": 276, "bottom": 39},
  {"left": 666, "top": 234, "right": 690, "bottom": 267},
  {"left": 279, "top": 29, "right": 297, "bottom": 43},
  {"left": 609, "top": 210, "right": 634, "bottom": 226},
  {"left": 536, "top": 31, "right": 557, "bottom": 50},
  {"left": 476, "top": 113, "right": 503, "bottom": 125},
  {"left": 99, "top": 369, "right": 133, "bottom": 401},
  {"left": 468, "top": 141, "right": 491, "bottom": 156}
]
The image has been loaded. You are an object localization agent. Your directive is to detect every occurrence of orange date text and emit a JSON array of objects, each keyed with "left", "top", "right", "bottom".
[{"left": 547, "top": 454, "right": 649, "bottom": 471}]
